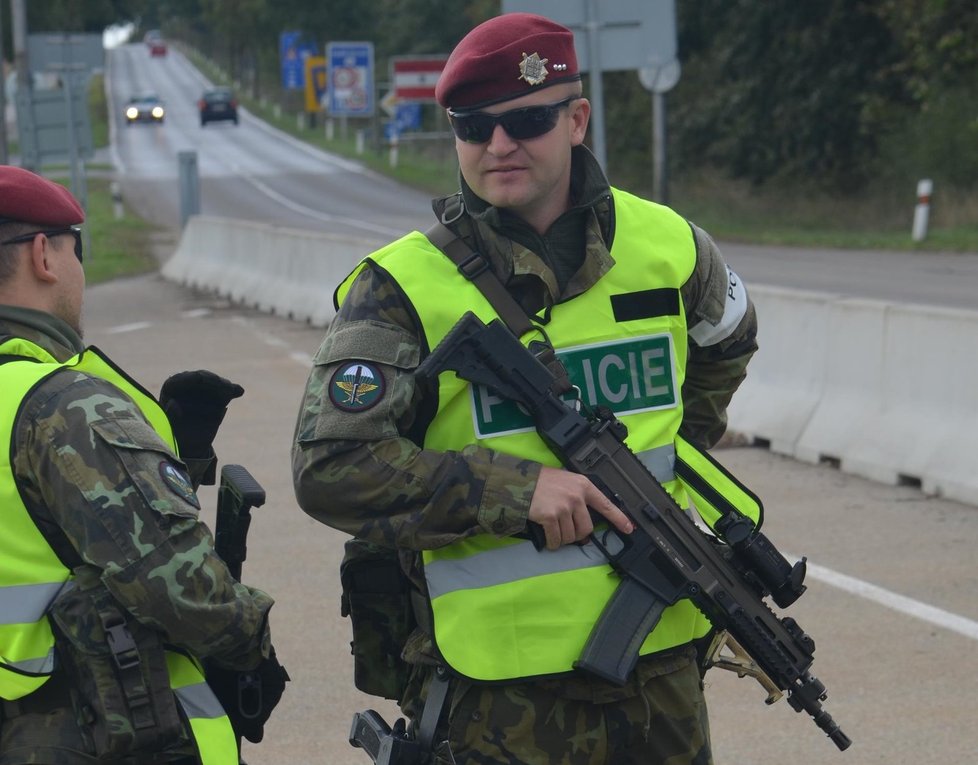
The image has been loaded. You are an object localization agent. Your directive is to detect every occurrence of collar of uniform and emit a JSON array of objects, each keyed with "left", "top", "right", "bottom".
[
  {"left": 442, "top": 146, "right": 616, "bottom": 311},
  {"left": 0, "top": 304, "right": 84, "bottom": 361}
]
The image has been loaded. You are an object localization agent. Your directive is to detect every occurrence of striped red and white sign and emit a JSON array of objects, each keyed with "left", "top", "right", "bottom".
[{"left": 392, "top": 57, "right": 447, "bottom": 101}]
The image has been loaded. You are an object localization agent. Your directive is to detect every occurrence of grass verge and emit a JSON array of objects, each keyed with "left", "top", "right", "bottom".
[{"left": 83, "top": 177, "right": 160, "bottom": 285}]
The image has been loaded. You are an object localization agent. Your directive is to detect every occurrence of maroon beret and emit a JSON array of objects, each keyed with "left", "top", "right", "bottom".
[
  {"left": 436, "top": 12, "right": 580, "bottom": 110},
  {"left": 0, "top": 165, "right": 85, "bottom": 226}
]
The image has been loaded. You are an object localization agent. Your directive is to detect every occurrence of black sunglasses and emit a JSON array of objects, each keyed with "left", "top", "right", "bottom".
[
  {"left": 448, "top": 96, "right": 579, "bottom": 144},
  {"left": 1, "top": 227, "right": 83, "bottom": 263}
]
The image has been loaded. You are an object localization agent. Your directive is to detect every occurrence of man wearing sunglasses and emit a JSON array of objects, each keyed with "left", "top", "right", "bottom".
[
  {"left": 0, "top": 165, "right": 288, "bottom": 763},
  {"left": 294, "top": 12, "right": 757, "bottom": 765}
]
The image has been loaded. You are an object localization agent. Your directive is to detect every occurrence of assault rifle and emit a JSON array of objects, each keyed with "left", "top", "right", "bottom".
[{"left": 415, "top": 312, "right": 852, "bottom": 752}]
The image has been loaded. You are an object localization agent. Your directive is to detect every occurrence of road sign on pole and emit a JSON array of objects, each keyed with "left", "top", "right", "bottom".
[
  {"left": 15, "top": 79, "right": 93, "bottom": 166},
  {"left": 281, "top": 32, "right": 317, "bottom": 90},
  {"left": 391, "top": 56, "right": 447, "bottom": 102},
  {"left": 326, "top": 41, "right": 375, "bottom": 117},
  {"left": 304, "top": 56, "right": 327, "bottom": 112}
]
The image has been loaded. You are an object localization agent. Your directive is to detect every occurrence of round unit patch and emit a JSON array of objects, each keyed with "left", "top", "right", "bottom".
[
  {"left": 159, "top": 461, "right": 200, "bottom": 509},
  {"left": 329, "top": 362, "right": 385, "bottom": 412}
]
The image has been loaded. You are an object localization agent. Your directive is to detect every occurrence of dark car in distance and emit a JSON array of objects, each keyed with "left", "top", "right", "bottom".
[
  {"left": 199, "top": 88, "right": 238, "bottom": 126},
  {"left": 125, "top": 93, "right": 165, "bottom": 125}
]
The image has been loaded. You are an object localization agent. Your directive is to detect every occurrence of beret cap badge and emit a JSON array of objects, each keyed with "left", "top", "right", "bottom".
[{"left": 518, "top": 52, "right": 549, "bottom": 86}]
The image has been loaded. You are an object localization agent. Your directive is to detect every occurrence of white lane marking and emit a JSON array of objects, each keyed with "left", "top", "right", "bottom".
[
  {"left": 290, "top": 351, "right": 314, "bottom": 368},
  {"left": 230, "top": 316, "right": 314, "bottom": 369},
  {"left": 228, "top": 163, "right": 404, "bottom": 238},
  {"left": 105, "top": 321, "right": 152, "bottom": 334},
  {"left": 182, "top": 308, "right": 212, "bottom": 318},
  {"left": 805, "top": 560, "right": 978, "bottom": 641}
]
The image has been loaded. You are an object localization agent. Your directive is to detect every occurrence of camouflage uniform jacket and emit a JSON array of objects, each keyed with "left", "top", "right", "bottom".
[
  {"left": 292, "top": 146, "right": 757, "bottom": 696},
  {"left": 0, "top": 305, "right": 273, "bottom": 763}
]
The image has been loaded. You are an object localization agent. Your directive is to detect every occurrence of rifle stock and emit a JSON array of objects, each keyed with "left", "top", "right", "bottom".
[{"left": 416, "top": 312, "right": 851, "bottom": 752}]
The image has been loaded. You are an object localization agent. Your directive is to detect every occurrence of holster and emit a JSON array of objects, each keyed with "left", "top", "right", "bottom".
[
  {"left": 48, "top": 580, "right": 187, "bottom": 758},
  {"left": 340, "top": 538, "right": 416, "bottom": 700}
]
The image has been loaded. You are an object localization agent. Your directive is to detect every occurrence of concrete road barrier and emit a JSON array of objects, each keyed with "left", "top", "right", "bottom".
[
  {"left": 161, "top": 217, "right": 978, "bottom": 506},
  {"left": 728, "top": 285, "right": 978, "bottom": 505},
  {"left": 162, "top": 215, "right": 383, "bottom": 327}
]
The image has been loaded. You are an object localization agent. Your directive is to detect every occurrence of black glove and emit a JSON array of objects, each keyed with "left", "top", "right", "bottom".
[
  {"left": 159, "top": 370, "right": 244, "bottom": 459},
  {"left": 205, "top": 649, "right": 290, "bottom": 744}
]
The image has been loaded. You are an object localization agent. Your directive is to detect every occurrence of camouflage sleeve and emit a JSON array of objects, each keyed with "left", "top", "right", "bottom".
[
  {"left": 15, "top": 370, "right": 272, "bottom": 669},
  {"left": 679, "top": 223, "right": 759, "bottom": 448},
  {"left": 292, "top": 262, "right": 539, "bottom": 550}
]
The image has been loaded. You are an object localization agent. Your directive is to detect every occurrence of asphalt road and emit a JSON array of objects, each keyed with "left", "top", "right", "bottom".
[
  {"left": 720, "top": 241, "right": 978, "bottom": 311},
  {"left": 107, "top": 43, "right": 432, "bottom": 240},
  {"left": 82, "top": 273, "right": 978, "bottom": 765}
]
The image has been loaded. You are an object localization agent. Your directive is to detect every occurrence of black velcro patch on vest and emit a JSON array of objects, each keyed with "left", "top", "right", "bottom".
[{"left": 610, "top": 289, "right": 681, "bottom": 322}]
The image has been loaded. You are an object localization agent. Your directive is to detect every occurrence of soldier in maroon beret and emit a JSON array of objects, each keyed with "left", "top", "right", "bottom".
[
  {"left": 0, "top": 165, "right": 288, "bottom": 762},
  {"left": 295, "top": 12, "right": 759, "bottom": 765}
]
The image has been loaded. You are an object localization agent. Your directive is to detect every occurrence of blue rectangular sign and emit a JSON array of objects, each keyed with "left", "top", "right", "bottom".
[
  {"left": 281, "top": 31, "right": 318, "bottom": 90},
  {"left": 326, "top": 41, "right": 375, "bottom": 117}
]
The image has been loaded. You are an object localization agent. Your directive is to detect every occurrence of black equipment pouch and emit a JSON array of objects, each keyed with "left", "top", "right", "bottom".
[
  {"left": 48, "top": 580, "right": 186, "bottom": 758},
  {"left": 339, "top": 538, "right": 416, "bottom": 700}
]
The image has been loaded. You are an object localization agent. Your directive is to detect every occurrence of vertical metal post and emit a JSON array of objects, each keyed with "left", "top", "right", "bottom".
[
  {"left": 177, "top": 151, "right": 200, "bottom": 228},
  {"left": 584, "top": 0, "right": 607, "bottom": 171},
  {"left": 652, "top": 92, "right": 667, "bottom": 204},
  {"left": 0, "top": 6, "right": 8, "bottom": 165},
  {"left": 63, "top": 76, "right": 80, "bottom": 193},
  {"left": 11, "top": 0, "right": 32, "bottom": 170}
]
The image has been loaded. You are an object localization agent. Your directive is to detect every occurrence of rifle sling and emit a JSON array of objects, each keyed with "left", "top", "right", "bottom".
[
  {"left": 424, "top": 221, "right": 572, "bottom": 393},
  {"left": 416, "top": 666, "right": 450, "bottom": 755}
]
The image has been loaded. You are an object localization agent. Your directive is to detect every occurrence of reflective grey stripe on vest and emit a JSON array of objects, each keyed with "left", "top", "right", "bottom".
[
  {"left": 426, "top": 530, "right": 625, "bottom": 600},
  {"left": 635, "top": 444, "right": 676, "bottom": 485},
  {"left": 0, "top": 580, "right": 74, "bottom": 624},
  {"left": 3, "top": 649, "right": 56, "bottom": 674},
  {"left": 175, "top": 681, "right": 226, "bottom": 720}
]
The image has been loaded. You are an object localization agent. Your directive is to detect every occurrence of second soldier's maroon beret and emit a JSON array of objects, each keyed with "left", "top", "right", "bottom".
[
  {"left": 0, "top": 165, "right": 85, "bottom": 226},
  {"left": 436, "top": 12, "right": 580, "bottom": 111}
]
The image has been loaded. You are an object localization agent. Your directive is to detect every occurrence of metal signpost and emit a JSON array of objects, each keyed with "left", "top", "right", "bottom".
[
  {"left": 27, "top": 32, "right": 104, "bottom": 75},
  {"left": 14, "top": 79, "right": 93, "bottom": 168},
  {"left": 16, "top": 32, "right": 101, "bottom": 225},
  {"left": 501, "top": 0, "right": 679, "bottom": 185}
]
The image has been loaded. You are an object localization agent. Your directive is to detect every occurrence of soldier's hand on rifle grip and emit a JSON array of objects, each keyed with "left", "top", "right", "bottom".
[{"left": 528, "top": 467, "right": 633, "bottom": 550}]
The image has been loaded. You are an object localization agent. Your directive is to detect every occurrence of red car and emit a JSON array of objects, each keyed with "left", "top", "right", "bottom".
[{"left": 149, "top": 40, "right": 167, "bottom": 57}]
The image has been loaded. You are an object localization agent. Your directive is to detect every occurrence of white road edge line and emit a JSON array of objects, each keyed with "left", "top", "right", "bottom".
[
  {"left": 105, "top": 321, "right": 152, "bottom": 334},
  {"left": 806, "top": 560, "right": 978, "bottom": 641},
  {"left": 229, "top": 164, "right": 403, "bottom": 238}
]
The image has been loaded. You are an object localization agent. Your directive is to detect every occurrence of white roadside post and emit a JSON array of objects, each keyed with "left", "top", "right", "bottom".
[{"left": 912, "top": 178, "right": 933, "bottom": 242}]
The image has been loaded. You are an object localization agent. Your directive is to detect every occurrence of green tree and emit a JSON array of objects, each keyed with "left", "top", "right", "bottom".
[{"left": 670, "top": 0, "right": 904, "bottom": 189}]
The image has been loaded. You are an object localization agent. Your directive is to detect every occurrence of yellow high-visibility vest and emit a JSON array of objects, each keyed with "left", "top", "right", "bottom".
[
  {"left": 0, "top": 338, "right": 238, "bottom": 763},
  {"left": 338, "top": 189, "right": 722, "bottom": 681}
]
